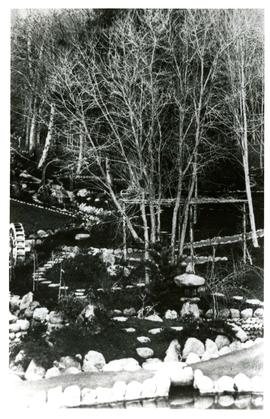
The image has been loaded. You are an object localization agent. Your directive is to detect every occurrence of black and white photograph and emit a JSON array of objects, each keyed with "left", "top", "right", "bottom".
[{"left": 6, "top": 2, "right": 265, "bottom": 411}]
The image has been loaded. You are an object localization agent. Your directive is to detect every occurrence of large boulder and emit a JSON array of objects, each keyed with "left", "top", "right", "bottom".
[
  {"left": 164, "top": 339, "right": 181, "bottom": 362},
  {"left": 215, "top": 335, "right": 230, "bottom": 350},
  {"left": 174, "top": 273, "right": 205, "bottom": 288},
  {"left": 33, "top": 307, "right": 49, "bottom": 322},
  {"left": 10, "top": 295, "right": 21, "bottom": 313},
  {"left": 82, "top": 351, "right": 106, "bottom": 372},
  {"left": 19, "top": 292, "right": 33, "bottom": 312},
  {"left": 9, "top": 313, "right": 17, "bottom": 323},
  {"left": 102, "top": 358, "right": 140, "bottom": 372},
  {"left": 25, "top": 360, "right": 46, "bottom": 381},
  {"left": 182, "top": 337, "right": 204, "bottom": 359},
  {"left": 205, "top": 339, "right": 218, "bottom": 355},
  {"left": 16, "top": 319, "right": 30, "bottom": 331},
  {"left": 180, "top": 302, "right": 200, "bottom": 319}
]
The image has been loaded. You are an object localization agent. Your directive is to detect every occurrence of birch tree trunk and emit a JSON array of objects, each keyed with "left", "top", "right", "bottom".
[
  {"left": 240, "top": 43, "right": 259, "bottom": 248},
  {"left": 76, "top": 131, "right": 84, "bottom": 175},
  {"left": 140, "top": 191, "right": 150, "bottom": 286},
  {"left": 38, "top": 103, "right": 55, "bottom": 169},
  {"left": 29, "top": 98, "right": 37, "bottom": 153}
]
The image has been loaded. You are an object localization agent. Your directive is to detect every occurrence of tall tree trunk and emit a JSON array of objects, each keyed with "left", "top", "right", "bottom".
[
  {"left": 240, "top": 48, "right": 259, "bottom": 248},
  {"left": 29, "top": 98, "right": 37, "bottom": 153},
  {"left": 140, "top": 191, "right": 150, "bottom": 287},
  {"left": 76, "top": 131, "right": 84, "bottom": 175},
  {"left": 38, "top": 103, "right": 55, "bottom": 169}
]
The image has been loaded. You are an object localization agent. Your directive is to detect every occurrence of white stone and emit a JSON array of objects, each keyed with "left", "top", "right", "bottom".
[
  {"left": 174, "top": 273, "right": 205, "bottom": 287},
  {"left": 205, "top": 338, "right": 218, "bottom": 355},
  {"left": 16, "top": 319, "right": 30, "bottom": 331},
  {"left": 123, "top": 327, "right": 136, "bottom": 333},
  {"left": 75, "top": 233, "right": 90, "bottom": 240},
  {"left": 83, "top": 350, "right": 106, "bottom": 372},
  {"left": 136, "top": 347, "right": 154, "bottom": 359},
  {"left": 215, "top": 376, "right": 235, "bottom": 393},
  {"left": 241, "top": 308, "right": 253, "bottom": 319},
  {"left": 194, "top": 396, "right": 214, "bottom": 409},
  {"left": 33, "top": 307, "right": 49, "bottom": 322},
  {"left": 81, "top": 387, "right": 97, "bottom": 405},
  {"left": 62, "top": 367, "right": 81, "bottom": 375},
  {"left": 170, "top": 326, "right": 184, "bottom": 332},
  {"left": 254, "top": 308, "right": 264, "bottom": 318},
  {"left": 180, "top": 302, "right": 200, "bottom": 319},
  {"left": 63, "top": 385, "right": 81, "bottom": 407},
  {"left": 102, "top": 358, "right": 140, "bottom": 372},
  {"left": 254, "top": 337, "right": 263, "bottom": 345},
  {"left": 182, "top": 337, "right": 205, "bottom": 359},
  {"left": 9, "top": 323, "right": 21, "bottom": 333},
  {"left": 20, "top": 292, "right": 33, "bottom": 311},
  {"left": 96, "top": 386, "right": 114, "bottom": 404},
  {"left": 123, "top": 307, "right": 136, "bottom": 316},
  {"left": 164, "top": 309, "right": 178, "bottom": 320},
  {"left": 111, "top": 381, "right": 126, "bottom": 401},
  {"left": 246, "top": 299, "right": 262, "bottom": 306},
  {"left": 235, "top": 395, "right": 251, "bottom": 409},
  {"left": 218, "top": 395, "right": 234, "bottom": 407},
  {"left": 251, "top": 396, "right": 263, "bottom": 408},
  {"left": 25, "top": 359, "right": 46, "bottom": 381},
  {"left": 230, "top": 340, "right": 244, "bottom": 352},
  {"left": 219, "top": 346, "right": 232, "bottom": 356},
  {"left": 145, "top": 314, "right": 163, "bottom": 322},
  {"left": 186, "top": 352, "right": 201, "bottom": 365},
  {"left": 141, "top": 378, "right": 157, "bottom": 398},
  {"left": 112, "top": 316, "right": 128, "bottom": 322},
  {"left": 196, "top": 375, "right": 215, "bottom": 394},
  {"left": 137, "top": 336, "right": 151, "bottom": 344},
  {"left": 164, "top": 339, "right": 181, "bottom": 362},
  {"left": 167, "top": 365, "right": 193, "bottom": 386},
  {"left": 45, "top": 366, "right": 61, "bottom": 379},
  {"left": 142, "top": 358, "right": 163, "bottom": 371},
  {"left": 235, "top": 329, "right": 248, "bottom": 343},
  {"left": 230, "top": 308, "right": 240, "bottom": 318},
  {"left": 148, "top": 328, "right": 163, "bottom": 335},
  {"left": 234, "top": 373, "right": 251, "bottom": 392},
  {"left": 215, "top": 335, "right": 230, "bottom": 350},
  {"left": 154, "top": 370, "right": 171, "bottom": 397},
  {"left": 250, "top": 375, "right": 263, "bottom": 393},
  {"left": 9, "top": 313, "right": 17, "bottom": 323},
  {"left": 125, "top": 381, "right": 142, "bottom": 400}
]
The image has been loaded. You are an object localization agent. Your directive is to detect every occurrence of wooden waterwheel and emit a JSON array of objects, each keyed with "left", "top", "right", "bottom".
[{"left": 9, "top": 223, "right": 26, "bottom": 268}]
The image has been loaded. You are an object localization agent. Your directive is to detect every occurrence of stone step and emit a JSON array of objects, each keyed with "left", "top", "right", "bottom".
[{"left": 48, "top": 283, "right": 60, "bottom": 288}]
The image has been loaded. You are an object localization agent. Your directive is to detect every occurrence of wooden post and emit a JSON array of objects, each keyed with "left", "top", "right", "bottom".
[
  {"left": 122, "top": 202, "right": 127, "bottom": 262},
  {"left": 189, "top": 204, "right": 194, "bottom": 273},
  {"left": 242, "top": 203, "right": 247, "bottom": 264}
]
